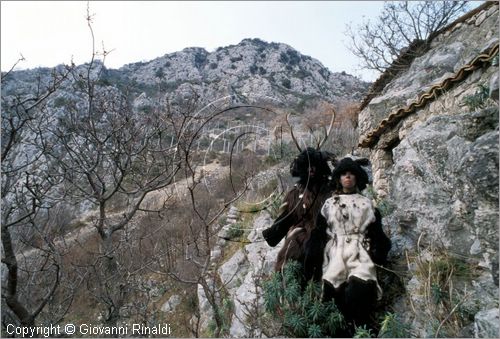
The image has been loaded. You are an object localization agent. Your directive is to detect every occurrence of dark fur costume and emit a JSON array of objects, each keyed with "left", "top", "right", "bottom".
[
  {"left": 305, "top": 157, "right": 391, "bottom": 333},
  {"left": 262, "top": 148, "right": 334, "bottom": 281}
]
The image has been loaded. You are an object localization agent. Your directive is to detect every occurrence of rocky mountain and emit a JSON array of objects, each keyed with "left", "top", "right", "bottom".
[
  {"left": 1, "top": 37, "right": 368, "bottom": 337},
  {"left": 116, "top": 38, "right": 369, "bottom": 108},
  {"left": 2, "top": 38, "right": 369, "bottom": 115},
  {"left": 6, "top": 3, "right": 498, "bottom": 336}
]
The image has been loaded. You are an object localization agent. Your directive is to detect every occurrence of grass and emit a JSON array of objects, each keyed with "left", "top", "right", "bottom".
[
  {"left": 151, "top": 280, "right": 198, "bottom": 338},
  {"left": 406, "top": 242, "right": 481, "bottom": 337},
  {"left": 462, "top": 84, "right": 491, "bottom": 111}
]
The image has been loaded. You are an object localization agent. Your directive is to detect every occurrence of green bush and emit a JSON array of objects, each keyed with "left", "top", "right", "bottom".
[
  {"left": 463, "top": 84, "right": 490, "bottom": 111},
  {"left": 206, "top": 296, "right": 234, "bottom": 337},
  {"left": 378, "top": 312, "right": 411, "bottom": 338},
  {"left": 263, "top": 261, "right": 346, "bottom": 337},
  {"left": 227, "top": 223, "right": 244, "bottom": 239},
  {"left": 377, "top": 199, "right": 394, "bottom": 217},
  {"left": 53, "top": 96, "right": 71, "bottom": 108},
  {"left": 353, "top": 325, "right": 373, "bottom": 338},
  {"left": 155, "top": 67, "right": 164, "bottom": 78},
  {"left": 263, "top": 190, "right": 283, "bottom": 219}
]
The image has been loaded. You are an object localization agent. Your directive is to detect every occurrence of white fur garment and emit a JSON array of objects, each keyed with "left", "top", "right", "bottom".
[{"left": 321, "top": 193, "right": 382, "bottom": 298}]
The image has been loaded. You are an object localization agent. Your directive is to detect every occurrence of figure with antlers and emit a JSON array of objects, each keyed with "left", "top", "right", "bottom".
[
  {"left": 305, "top": 157, "right": 391, "bottom": 333},
  {"left": 262, "top": 113, "right": 336, "bottom": 283},
  {"left": 262, "top": 147, "right": 334, "bottom": 280}
]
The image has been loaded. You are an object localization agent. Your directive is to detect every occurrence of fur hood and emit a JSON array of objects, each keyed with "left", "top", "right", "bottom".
[{"left": 332, "top": 157, "right": 369, "bottom": 191}]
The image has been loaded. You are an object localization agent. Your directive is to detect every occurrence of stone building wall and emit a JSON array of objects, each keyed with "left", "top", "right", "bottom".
[{"left": 357, "top": 3, "right": 499, "bottom": 337}]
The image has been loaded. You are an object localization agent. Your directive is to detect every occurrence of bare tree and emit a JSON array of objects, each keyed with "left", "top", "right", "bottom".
[
  {"left": 1, "top": 62, "right": 75, "bottom": 330},
  {"left": 345, "top": 1, "right": 470, "bottom": 73},
  {"left": 38, "top": 58, "right": 182, "bottom": 327},
  {"left": 4, "top": 7, "right": 185, "bottom": 330}
]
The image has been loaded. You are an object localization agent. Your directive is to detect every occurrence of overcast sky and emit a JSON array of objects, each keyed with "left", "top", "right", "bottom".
[{"left": 3, "top": 1, "right": 391, "bottom": 81}]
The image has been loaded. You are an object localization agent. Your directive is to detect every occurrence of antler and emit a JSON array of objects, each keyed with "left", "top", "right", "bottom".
[
  {"left": 286, "top": 113, "right": 302, "bottom": 152},
  {"left": 316, "top": 107, "right": 336, "bottom": 150}
]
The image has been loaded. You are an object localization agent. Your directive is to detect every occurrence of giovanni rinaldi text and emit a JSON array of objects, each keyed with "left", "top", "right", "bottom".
[{"left": 6, "top": 323, "right": 172, "bottom": 337}]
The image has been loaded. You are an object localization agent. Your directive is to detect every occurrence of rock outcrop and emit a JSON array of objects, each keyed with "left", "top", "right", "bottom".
[
  {"left": 195, "top": 209, "right": 282, "bottom": 337},
  {"left": 358, "top": 3, "right": 499, "bottom": 337}
]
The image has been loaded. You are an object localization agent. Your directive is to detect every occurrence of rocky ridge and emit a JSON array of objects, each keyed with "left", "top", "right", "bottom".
[
  {"left": 118, "top": 38, "right": 369, "bottom": 107},
  {"left": 2, "top": 38, "right": 369, "bottom": 115}
]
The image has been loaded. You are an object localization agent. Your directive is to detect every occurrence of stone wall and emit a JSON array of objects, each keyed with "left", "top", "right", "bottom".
[
  {"left": 359, "top": 3, "right": 498, "bottom": 143},
  {"left": 357, "top": 3, "right": 499, "bottom": 337}
]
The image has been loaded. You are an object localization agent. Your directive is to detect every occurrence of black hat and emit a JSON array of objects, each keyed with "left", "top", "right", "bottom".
[
  {"left": 332, "top": 157, "right": 369, "bottom": 191},
  {"left": 290, "top": 147, "right": 332, "bottom": 182}
]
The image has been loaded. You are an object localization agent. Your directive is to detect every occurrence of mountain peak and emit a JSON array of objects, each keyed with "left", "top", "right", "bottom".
[
  {"left": 116, "top": 39, "right": 369, "bottom": 108},
  {"left": 4, "top": 39, "right": 370, "bottom": 113}
]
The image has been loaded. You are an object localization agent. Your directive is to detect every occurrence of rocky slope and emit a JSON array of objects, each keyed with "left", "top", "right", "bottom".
[
  {"left": 5, "top": 5, "right": 498, "bottom": 336},
  {"left": 1, "top": 36, "right": 369, "bottom": 337},
  {"left": 196, "top": 3, "right": 499, "bottom": 338},
  {"left": 1, "top": 37, "right": 369, "bottom": 238}
]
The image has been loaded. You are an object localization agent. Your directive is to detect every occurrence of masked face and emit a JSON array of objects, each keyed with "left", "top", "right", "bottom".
[
  {"left": 308, "top": 165, "right": 316, "bottom": 179},
  {"left": 340, "top": 171, "right": 357, "bottom": 192}
]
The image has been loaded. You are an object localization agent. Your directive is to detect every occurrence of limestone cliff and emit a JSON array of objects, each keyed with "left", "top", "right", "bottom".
[{"left": 357, "top": 2, "right": 499, "bottom": 337}]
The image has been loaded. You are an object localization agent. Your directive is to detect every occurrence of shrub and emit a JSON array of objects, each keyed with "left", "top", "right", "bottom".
[
  {"left": 263, "top": 261, "right": 346, "bottom": 337},
  {"left": 265, "top": 141, "right": 295, "bottom": 165},
  {"left": 281, "top": 79, "right": 291, "bottom": 89},
  {"left": 194, "top": 52, "right": 207, "bottom": 68},
  {"left": 463, "top": 84, "right": 490, "bottom": 111},
  {"left": 227, "top": 223, "right": 244, "bottom": 239},
  {"left": 53, "top": 97, "right": 71, "bottom": 108},
  {"left": 230, "top": 56, "right": 243, "bottom": 63},
  {"left": 409, "top": 248, "right": 480, "bottom": 337},
  {"left": 206, "top": 296, "right": 234, "bottom": 337},
  {"left": 318, "top": 68, "right": 329, "bottom": 81},
  {"left": 279, "top": 52, "right": 289, "bottom": 64},
  {"left": 295, "top": 69, "right": 311, "bottom": 80},
  {"left": 249, "top": 64, "right": 258, "bottom": 75},
  {"left": 376, "top": 199, "right": 394, "bottom": 217},
  {"left": 378, "top": 312, "right": 411, "bottom": 338},
  {"left": 353, "top": 325, "right": 373, "bottom": 338},
  {"left": 155, "top": 67, "right": 164, "bottom": 78},
  {"left": 286, "top": 50, "right": 301, "bottom": 66}
]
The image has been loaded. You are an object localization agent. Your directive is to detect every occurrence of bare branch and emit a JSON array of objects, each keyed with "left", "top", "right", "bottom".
[{"left": 344, "top": 1, "right": 470, "bottom": 73}]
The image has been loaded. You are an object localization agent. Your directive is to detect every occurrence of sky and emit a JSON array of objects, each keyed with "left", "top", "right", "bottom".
[{"left": 2, "top": 1, "right": 395, "bottom": 81}]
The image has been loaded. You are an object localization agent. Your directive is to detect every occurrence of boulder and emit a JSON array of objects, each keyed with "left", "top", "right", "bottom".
[
  {"left": 474, "top": 308, "right": 499, "bottom": 338},
  {"left": 218, "top": 249, "right": 248, "bottom": 289},
  {"left": 161, "top": 294, "right": 181, "bottom": 313}
]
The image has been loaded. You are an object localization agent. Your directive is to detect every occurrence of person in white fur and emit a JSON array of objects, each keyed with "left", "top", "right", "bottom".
[{"left": 305, "top": 157, "right": 391, "bottom": 334}]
